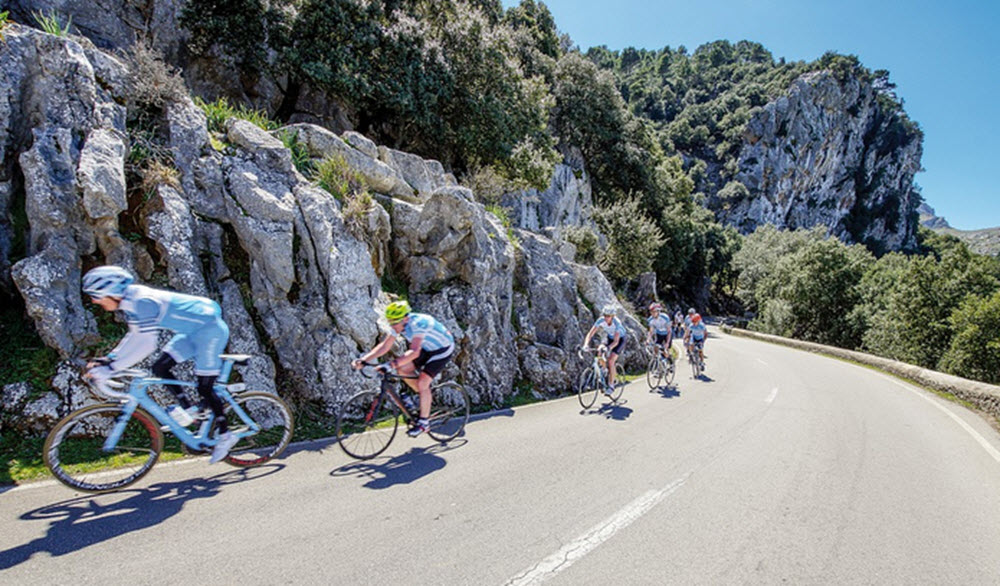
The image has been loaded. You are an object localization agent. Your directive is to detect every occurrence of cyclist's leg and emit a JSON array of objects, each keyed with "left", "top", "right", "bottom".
[
  {"left": 416, "top": 350, "right": 452, "bottom": 418},
  {"left": 151, "top": 352, "right": 193, "bottom": 408},
  {"left": 189, "top": 320, "right": 230, "bottom": 431}
]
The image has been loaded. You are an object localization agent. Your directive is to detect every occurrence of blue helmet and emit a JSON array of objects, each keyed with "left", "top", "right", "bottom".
[{"left": 82, "top": 265, "right": 134, "bottom": 298}]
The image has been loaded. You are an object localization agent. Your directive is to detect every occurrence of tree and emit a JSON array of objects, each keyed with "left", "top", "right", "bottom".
[
  {"left": 592, "top": 196, "right": 665, "bottom": 282},
  {"left": 939, "top": 292, "right": 1000, "bottom": 384}
]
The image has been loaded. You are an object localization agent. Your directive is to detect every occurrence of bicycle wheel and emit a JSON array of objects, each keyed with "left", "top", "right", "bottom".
[
  {"left": 223, "top": 392, "right": 295, "bottom": 467},
  {"left": 577, "top": 367, "right": 599, "bottom": 409},
  {"left": 44, "top": 403, "right": 163, "bottom": 493},
  {"left": 610, "top": 363, "right": 625, "bottom": 401},
  {"left": 646, "top": 355, "right": 663, "bottom": 389},
  {"left": 691, "top": 353, "right": 701, "bottom": 378},
  {"left": 426, "top": 381, "right": 470, "bottom": 442},
  {"left": 664, "top": 357, "right": 676, "bottom": 386},
  {"left": 336, "top": 391, "right": 399, "bottom": 460}
]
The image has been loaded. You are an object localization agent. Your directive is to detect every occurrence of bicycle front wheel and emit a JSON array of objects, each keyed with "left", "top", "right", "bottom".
[
  {"left": 336, "top": 391, "right": 399, "bottom": 460},
  {"left": 577, "top": 367, "right": 599, "bottom": 409},
  {"left": 427, "top": 381, "right": 470, "bottom": 442},
  {"left": 664, "top": 357, "right": 676, "bottom": 386},
  {"left": 610, "top": 363, "right": 625, "bottom": 401},
  {"left": 44, "top": 403, "right": 163, "bottom": 493},
  {"left": 646, "top": 355, "right": 662, "bottom": 389},
  {"left": 223, "top": 392, "right": 295, "bottom": 467}
]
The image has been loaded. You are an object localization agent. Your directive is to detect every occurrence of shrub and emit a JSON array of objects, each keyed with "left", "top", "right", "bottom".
[
  {"left": 593, "top": 196, "right": 665, "bottom": 282},
  {"left": 33, "top": 9, "right": 71, "bottom": 37},
  {"left": 194, "top": 97, "right": 278, "bottom": 134},
  {"left": 564, "top": 225, "right": 601, "bottom": 265},
  {"left": 938, "top": 292, "right": 1000, "bottom": 384},
  {"left": 123, "top": 42, "right": 188, "bottom": 111}
]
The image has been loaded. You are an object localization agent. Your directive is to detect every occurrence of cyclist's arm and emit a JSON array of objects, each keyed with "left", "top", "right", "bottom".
[
  {"left": 391, "top": 335, "right": 424, "bottom": 369},
  {"left": 104, "top": 322, "right": 157, "bottom": 371},
  {"left": 583, "top": 325, "right": 598, "bottom": 348},
  {"left": 358, "top": 334, "right": 396, "bottom": 364}
]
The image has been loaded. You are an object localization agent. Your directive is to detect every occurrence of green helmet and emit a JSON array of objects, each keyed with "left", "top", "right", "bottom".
[{"left": 385, "top": 300, "right": 411, "bottom": 324}]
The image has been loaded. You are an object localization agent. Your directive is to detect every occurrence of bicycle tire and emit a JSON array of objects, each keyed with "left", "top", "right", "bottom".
[
  {"left": 223, "top": 392, "right": 295, "bottom": 467},
  {"left": 336, "top": 390, "right": 399, "bottom": 460},
  {"left": 664, "top": 357, "right": 676, "bottom": 386},
  {"left": 577, "top": 367, "right": 599, "bottom": 409},
  {"left": 646, "top": 355, "right": 663, "bottom": 389},
  {"left": 426, "top": 381, "right": 470, "bottom": 442},
  {"left": 691, "top": 353, "right": 701, "bottom": 378},
  {"left": 610, "top": 363, "right": 625, "bottom": 401},
  {"left": 44, "top": 403, "right": 163, "bottom": 493}
]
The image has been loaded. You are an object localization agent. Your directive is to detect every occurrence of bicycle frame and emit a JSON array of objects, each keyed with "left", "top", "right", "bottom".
[{"left": 102, "top": 360, "right": 257, "bottom": 453}]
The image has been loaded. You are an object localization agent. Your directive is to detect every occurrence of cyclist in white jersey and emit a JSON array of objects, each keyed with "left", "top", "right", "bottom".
[
  {"left": 353, "top": 300, "right": 455, "bottom": 437},
  {"left": 582, "top": 305, "right": 626, "bottom": 394},
  {"left": 82, "top": 265, "right": 238, "bottom": 463},
  {"left": 646, "top": 303, "right": 673, "bottom": 361},
  {"left": 684, "top": 313, "right": 708, "bottom": 367}
]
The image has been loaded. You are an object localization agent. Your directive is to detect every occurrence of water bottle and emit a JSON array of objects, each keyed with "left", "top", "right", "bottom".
[
  {"left": 401, "top": 393, "right": 417, "bottom": 414},
  {"left": 168, "top": 405, "right": 195, "bottom": 426}
]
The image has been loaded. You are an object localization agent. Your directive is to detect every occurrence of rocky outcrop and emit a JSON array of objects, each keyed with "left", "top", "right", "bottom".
[
  {"left": 0, "top": 22, "right": 647, "bottom": 434},
  {"left": 715, "top": 70, "right": 922, "bottom": 252}
]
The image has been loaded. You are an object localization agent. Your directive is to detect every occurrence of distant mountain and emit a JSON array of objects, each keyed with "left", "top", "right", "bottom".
[{"left": 919, "top": 203, "right": 1000, "bottom": 256}]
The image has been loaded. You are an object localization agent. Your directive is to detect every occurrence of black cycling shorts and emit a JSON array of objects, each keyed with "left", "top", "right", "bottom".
[
  {"left": 606, "top": 336, "right": 626, "bottom": 356},
  {"left": 414, "top": 346, "right": 453, "bottom": 378},
  {"left": 654, "top": 333, "right": 670, "bottom": 346}
]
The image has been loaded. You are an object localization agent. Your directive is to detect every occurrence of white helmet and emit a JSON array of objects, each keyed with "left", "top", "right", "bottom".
[
  {"left": 82, "top": 265, "right": 134, "bottom": 298},
  {"left": 602, "top": 305, "right": 617, "bottom": 316}
]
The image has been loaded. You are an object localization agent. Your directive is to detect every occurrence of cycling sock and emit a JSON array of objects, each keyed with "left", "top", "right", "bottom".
[
  {"left": 197, "top": 375, "right": 228, "bottom": 433},
  {"left": 152, "top": 354, "right": 193, "bottom": 409}
]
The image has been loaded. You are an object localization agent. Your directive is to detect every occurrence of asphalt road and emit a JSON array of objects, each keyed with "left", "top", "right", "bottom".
[{"left": 3, "top": 328, "right": 1000, "bottom": 585}]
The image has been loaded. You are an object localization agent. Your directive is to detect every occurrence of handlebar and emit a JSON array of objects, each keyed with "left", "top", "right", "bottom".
[{"left": 354, "top": 360, "right": 418, "bottom": 380}]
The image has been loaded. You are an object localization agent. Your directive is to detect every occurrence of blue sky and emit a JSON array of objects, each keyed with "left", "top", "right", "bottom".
[{"left": 502, "top": 0, "right": 1000, "bottom": 230}]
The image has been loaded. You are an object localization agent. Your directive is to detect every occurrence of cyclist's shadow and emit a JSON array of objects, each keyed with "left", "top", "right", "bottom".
[
  {"left": 651, "top": 385, "right": 681, "bottom": 398},
  {"left": 0, "top": 467, "right": 280, "bottom": 571},
  {"left": 595, "top": 400, "right": 633, "bottom": 421},
  {"left": 330, "top": 442, "right": 465, "bottom": 490}
]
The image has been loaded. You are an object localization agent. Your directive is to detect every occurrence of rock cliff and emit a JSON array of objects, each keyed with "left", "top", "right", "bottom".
[
  {"left": 0, "top": 23, "right": 642, "bottom": 429},
  {"left": 711, "top": 71, "right": 923, "bottom": 252}
]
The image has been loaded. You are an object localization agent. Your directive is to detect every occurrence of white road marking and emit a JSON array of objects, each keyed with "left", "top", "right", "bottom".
[
  {"left": 766, "top": 387, "right": 779, "bottom": 404},
  {"left": 879, "top": 375, "right": 1000, "bottom": 464},
  {"left": 757, "top": 359, "right": 769, "bottom": 366},
  {"left": 503, "top": 474, "right": 690, "bottom": 586}
]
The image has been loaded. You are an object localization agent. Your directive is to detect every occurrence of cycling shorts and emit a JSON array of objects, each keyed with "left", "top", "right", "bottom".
[
  {"left": 654, "top": 333, "right": 670, "bottom": 346},
  {"left": 606, "top": 336, "right": 626, "bottom": 356},
  {"left": 164, "top": 318, "right": 230, "bottom": 376},
  {"left": 414, "top": 345, "right": 453, "bottom": 378}
]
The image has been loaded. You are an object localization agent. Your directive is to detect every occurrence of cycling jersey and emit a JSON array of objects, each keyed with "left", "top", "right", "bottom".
[
  {"left": 592, "top": 316, "right": 626, "bottom": 340},
  {"left": 688, "top": 322, "right": 707, "bottom": 341},
  {"left": 647, "top": 314, "right": 671, "bottom": 335},
  {"left": 393, "top": 313, "right": 455, "bottom": 357},
  {"left": 108, "top": 284, "right": 229, "bottom": 375}
]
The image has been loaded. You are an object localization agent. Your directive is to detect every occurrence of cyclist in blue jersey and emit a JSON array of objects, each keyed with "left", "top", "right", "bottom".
[
  {"left": 684, "top": 313, "right": 708, "bottom": 368},
  {"left": 353, "top": 300, "right": 455, "bottom": 437},
  {"left": 81, "top": 265, "right": 238, "bottom": 463},
  {"left": 582, "top": 305, "right": 626, "bottom": 395},
  {"left": 646, "top": 303, "right": 673, "bottom": 362}
]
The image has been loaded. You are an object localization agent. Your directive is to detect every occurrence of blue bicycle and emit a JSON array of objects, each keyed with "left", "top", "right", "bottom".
[{"left": 44, "top": 354, "right": 294, "bottom": 492}]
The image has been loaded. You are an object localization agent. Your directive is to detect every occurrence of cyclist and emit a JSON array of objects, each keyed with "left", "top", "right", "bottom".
[
  {"left": 684, "top": 313, "right": 708, "bottom": 368},
  {"left": 682, "top": 307, "right": 696, "bottom": 357},
  {"left": 352, "top": 300, "right": 455, "bottom": 437},
  {"left": 82, "top": 265, "right": 237, "bottom": 463},
  {"left": 673, "top": 308, "right": 684, "bottom": 337},
  {"left": 582, "top": 305, "right": 626, "bottom": 395},
  {"left": 646, "top": 303, "right": 673, "bottom": 363}
]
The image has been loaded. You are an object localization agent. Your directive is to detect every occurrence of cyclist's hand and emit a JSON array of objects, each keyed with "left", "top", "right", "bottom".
[
  {"left": 350, "top": 358, "right": 363, "bottom": 370},
  {"left": 85, "top": 364, "right": 113, "bottom": 382},
  {"left": 86, "top": 356, "right": 112, "bottom": 370}
]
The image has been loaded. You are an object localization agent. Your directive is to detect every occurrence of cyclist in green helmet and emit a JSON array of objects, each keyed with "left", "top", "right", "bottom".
[{"left": 352, "top": 300, "right": 455, "bottom": 437}]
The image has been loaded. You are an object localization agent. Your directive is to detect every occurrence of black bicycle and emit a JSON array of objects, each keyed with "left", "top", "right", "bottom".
[
  {"left": 577, "top": 346, "right": 624, "bottom": 409},
  {"left": 336, "top": 362, "right": 470, "bottom": 460}
]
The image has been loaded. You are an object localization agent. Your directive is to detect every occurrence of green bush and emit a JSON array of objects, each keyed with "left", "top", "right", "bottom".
[
  {"left": 593, "top": 196, "right": 664, "bottom": 282},
  {"left": 938, "top": 292, "right": 1000, "bottom": 384}
]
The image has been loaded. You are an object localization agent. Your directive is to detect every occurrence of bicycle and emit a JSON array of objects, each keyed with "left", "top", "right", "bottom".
[
  {"left": 44, "top": 354, "right": 294, "bottom": 493},
  {"left": 336, "top": 362, "right": 470, "bottom": 460},
  {"left": 688, "top": 341, "right": 705, "bottom": 378},
  {"left": 645, "top": 342, "right": 676, "bottom": 389},
  {"left": 577, "top": 346, "right": 624, "bottom": 409}
]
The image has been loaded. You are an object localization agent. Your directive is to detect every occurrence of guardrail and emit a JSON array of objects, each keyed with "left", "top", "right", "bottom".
[{"left": 719, "top": 325, "right": 1000, "bottom": 420}]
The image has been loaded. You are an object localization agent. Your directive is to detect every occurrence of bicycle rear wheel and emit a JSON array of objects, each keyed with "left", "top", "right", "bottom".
[
  {"left": 223, "top": 392, "right": 295, "bottom": 467},
  {"left": 427, "top": 381, "right": 470, "bottom": 442},
  {"left": 577, "top": 367, "right": 599, "bottom": 409},
  {"left": 336, "top": 391, "right": 399, "bottom": 460},
  {"left": 44, "top": 403, "right": 163, "bottom": 493}
]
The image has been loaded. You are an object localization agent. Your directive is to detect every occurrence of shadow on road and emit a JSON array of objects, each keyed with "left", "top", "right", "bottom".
[
  {"left": 650, "top": 385, "right": 680, "bottom": 398},
  {"left": 0, "top": 466, "right": 282, "bottom": 571},
  {"left": 329, "top": 441, "right": 464, "bottom": 489},
  {"left": 594, "top": 401, "right": 633, "bottom": 421}
]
